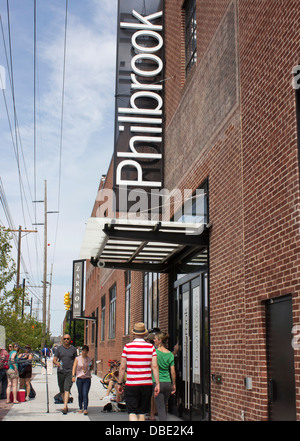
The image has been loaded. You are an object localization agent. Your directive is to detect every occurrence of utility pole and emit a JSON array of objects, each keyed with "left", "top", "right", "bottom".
[
  {"left": 43, "top": 180, "right": 47, "bottom": 336},
  {"left": 21, "top": 278, "right": 25, "bottom": 317},
  {"left": 17, "top": 226, "right": 21, "bottom": 287},
  {"left": 4, "top": 227, "right": 37, "bottom": 316},
  {"left": 33, "top": 180, "right": 58, "bottom": 345},
  {"left": 4, "top": 226, "right": 38, "bottom": 288},
  {"left": 47, "top": 263, "right": 53, "bottom": 334}
]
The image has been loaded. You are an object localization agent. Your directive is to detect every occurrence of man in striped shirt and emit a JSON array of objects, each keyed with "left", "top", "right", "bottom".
[{"left": 118, "top": 322, "right": 160, "bottom": 421}]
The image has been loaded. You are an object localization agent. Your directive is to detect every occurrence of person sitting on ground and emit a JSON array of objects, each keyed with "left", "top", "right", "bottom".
[{"left": 101, "top": 370, "right": 123, "bottom": 402}]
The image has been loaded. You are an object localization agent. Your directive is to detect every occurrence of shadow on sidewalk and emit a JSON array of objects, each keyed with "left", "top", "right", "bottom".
[{"left": 0, "top": 401, "right": 13, "bottom": 421}]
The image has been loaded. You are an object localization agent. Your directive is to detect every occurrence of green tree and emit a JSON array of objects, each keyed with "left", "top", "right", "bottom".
[
  {"left": 0, "top": 226, "right": 16, "bottom": 294},
  {"left": 0, "top": 225, "right": 51, "bottom": 350},
  {"left": 64, "top": 315, "right": 84, "bottom": 347}
]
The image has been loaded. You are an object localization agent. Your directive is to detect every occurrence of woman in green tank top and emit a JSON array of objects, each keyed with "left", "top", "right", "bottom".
[{"left": 152, "top": 332, "right": 176, "bottom": 421}]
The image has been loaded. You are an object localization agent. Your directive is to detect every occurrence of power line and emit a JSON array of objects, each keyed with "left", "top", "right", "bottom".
[
  {"left": 6, "top": 1, "right": 22, "bottom": 208},
  {"left": 0, "top": 5, "right": 44, "bottom": 296},
  {"left": 0, "top": 1, "right": 71, "bottom": 333},
  {"left": 57, "top": 0, "right": 68, "bottom": 212},
  {"left": 33, "top": 0, "right": 37, "bottom": 227},
  {"left": 49, "top": 0, "right": 69, "bottom": 281},
  {"left": 0, "top": 181, "right": 42, "bottom": 304}
]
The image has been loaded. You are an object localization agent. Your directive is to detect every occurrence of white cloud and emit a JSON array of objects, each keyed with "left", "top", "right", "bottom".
[
  {"left": 0, "top": 0, "right": 118, "bottom": 335},
  {"left": 38, "top": 5, "right": 116, "bottom": 158}
]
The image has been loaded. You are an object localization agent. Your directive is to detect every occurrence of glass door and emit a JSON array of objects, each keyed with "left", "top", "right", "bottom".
[{"left": 173, "top": 272, "right": 209, "bottom": 421}]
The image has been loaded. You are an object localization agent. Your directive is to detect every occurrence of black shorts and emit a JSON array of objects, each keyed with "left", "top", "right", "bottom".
[
  {"left": 57, "top": 371, "right": 73, "bottom": 393},
  {"left": 19, "top": 366, "right": 32, "bottom": 379},
  {"left": 124, "top": 385, "right": 153, "bottom": 415}
]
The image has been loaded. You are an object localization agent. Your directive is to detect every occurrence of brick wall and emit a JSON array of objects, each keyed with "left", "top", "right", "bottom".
[
  {"left": 85, "top": 159, "right": 128, "bottom": 377},
  {"left": 83, "top": 0, "right": 300, "bottom": 420},
  {"left": 164, "top": 0, "right": 300, "bottom": 421},
  {"left": 239, "top": 0, "right": 300, "bottom": 421}
]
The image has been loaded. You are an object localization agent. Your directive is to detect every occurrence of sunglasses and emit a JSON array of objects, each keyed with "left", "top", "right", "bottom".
[{"left": 64, "top": 338, "right": 70, "bottom": 340}]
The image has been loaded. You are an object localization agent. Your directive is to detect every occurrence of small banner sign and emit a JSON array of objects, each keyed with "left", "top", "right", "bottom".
[{"left": 72, "top": 260, "right": 85, "bottom": 318}]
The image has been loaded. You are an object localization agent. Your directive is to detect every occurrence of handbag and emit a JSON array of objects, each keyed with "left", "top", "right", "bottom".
[
  {"left": 29, "top": 383, "right": 36, "bottom": 399},
  {"left": 18, "top": 354, "right": 30, "bottom": 375},
  {"left": 18, "top": 360, "right": 27, "bottom": 375}
]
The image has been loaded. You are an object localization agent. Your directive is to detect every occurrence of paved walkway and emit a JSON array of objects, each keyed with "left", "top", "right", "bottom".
[{"left": 0, "top": 365, "right": 183, "bottom": 422}]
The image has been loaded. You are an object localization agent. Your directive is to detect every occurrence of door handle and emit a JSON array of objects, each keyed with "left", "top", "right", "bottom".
[
  {"left": 268, "top": 379, "right": 274, "bottom": 403},
  {"left": 186, "top": 335, "right": 190, "bottom": 410}
]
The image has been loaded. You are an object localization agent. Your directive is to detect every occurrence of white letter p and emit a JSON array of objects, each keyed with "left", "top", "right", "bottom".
[{"left": 0, "top": 65, "right": 6, "bottom": 90}]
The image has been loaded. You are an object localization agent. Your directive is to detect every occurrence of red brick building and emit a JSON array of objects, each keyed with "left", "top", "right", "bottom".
[{"left": 80, "top": 0, "right": 300, "bottom": 421}]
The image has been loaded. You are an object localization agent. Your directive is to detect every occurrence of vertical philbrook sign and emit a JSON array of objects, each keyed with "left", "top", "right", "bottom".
[
  {"left": 72, "top": 260, "right": 85, "bottom": 318},
  {"left": 114, "top": 0, "right": 164, "bottom": 211}
]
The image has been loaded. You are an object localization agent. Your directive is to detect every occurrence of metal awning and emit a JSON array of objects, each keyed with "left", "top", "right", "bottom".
[{"left": 80, "top": 217, "right": 209, "bottom": 273}]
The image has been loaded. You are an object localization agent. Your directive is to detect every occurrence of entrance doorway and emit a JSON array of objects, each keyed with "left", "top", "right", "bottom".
[
  {"left": 172, "top": 271, "right": 210, "bottom": 420},
  {"left": 266, "top": 295, "right": 296, "bottom": 421}
]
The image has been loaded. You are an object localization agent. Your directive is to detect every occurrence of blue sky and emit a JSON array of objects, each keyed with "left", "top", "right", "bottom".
[{"left": 0, "top": 0, "right": 118, "bottom": 335}]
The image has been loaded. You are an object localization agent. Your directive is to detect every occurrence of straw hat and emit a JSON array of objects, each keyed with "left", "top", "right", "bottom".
[{"left": 132, "top": 322, "right": 148, "bottom": 336}]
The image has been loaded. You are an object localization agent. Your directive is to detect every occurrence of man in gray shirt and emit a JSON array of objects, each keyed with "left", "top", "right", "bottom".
[{"left": 53, "top": 334, "right": 77, "bottom": 414}]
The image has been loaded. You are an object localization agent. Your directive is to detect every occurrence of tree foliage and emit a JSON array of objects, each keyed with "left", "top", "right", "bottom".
[
  {"left": 0, "top": 226, "right": 15, "bottom": 294},
  {"left": 64, "top": 314, "right": 84, "bottom": 347},
  {"left": 0, "top": 225, "right": 51, "bottom": 350}
]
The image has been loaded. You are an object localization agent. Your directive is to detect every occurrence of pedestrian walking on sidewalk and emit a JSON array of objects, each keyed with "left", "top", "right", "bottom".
[
  {"left": 117, "top": 322, "right": 160, "bottom": 422},
  {"left": 18, "top": 344, "right": 33, "bottom": 401},
  {"left": 53, "top": 334, "right": 77, "bottom": 414},
  {"left": 0, "top": 344, "right": 9, "bottom": 400},
  {"left": 153, "top": 332, "right": 176, "bottom": 421},
  {"left": 72, "top": 345, "right": 92, "bottom": 415},
  {"left": 6, "top": 344, "right": 20, "bottom": 404}
]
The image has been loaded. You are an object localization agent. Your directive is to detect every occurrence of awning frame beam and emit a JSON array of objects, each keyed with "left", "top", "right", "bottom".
[{"left": 102, "top": 223, "right": 209, "bottom": 247}]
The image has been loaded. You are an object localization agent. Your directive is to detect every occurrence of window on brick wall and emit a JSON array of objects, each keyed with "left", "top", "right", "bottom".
[
  {"left": 174, "top": 180, "right": 208, "bottom": 224},
  {"left": 109, "top": 284, "right": 116, "bottom": 339},
  {"left": 85, "top": 320, "right": 88, "bottom": 343},
  {"left": 294, "top": 70, "right": 300, "bottom": 180},
  {"left": 173, "top": 180, "right": 208, "bottom": 273},
  {"left": 143, "top": 272, "right": 160, "bottom": 331},
  {"left": 184, "top": 0, "right": 197, "bottom": 76},
  {"left": 100, "top": 295, "right": 105, "bottom": 341},
  {"left": 91, "top": 310, "right": 97, "bottom": 344},
  {"left": 124, "top": 271, "right": 131, "bottom": 336}
]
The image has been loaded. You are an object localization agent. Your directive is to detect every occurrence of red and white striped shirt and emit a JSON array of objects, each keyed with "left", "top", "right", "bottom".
[{"left": 121, "top": 338, "right": 157, "bottom": 386}]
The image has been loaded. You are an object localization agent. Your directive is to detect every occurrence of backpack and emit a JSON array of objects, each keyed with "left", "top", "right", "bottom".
[
  {"left": 102, "top": 402, "right": 112, "bottom": 412},
  {"left": 54, "top": 393, "right": 63, "bottom": 404},
  {"left": 0, "top": 350, "right": 8, "bottom": 370},
  {"left": 18, "top": 359, "right": 27, "bottom": 375},
  {"left": 54, "top": 393, "right": 73, "bottom": 404}
]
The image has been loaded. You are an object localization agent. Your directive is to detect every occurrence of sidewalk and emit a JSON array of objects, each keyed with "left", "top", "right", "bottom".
[{"left": 0, "top": 365, "right": 183, "bottom": 422}]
